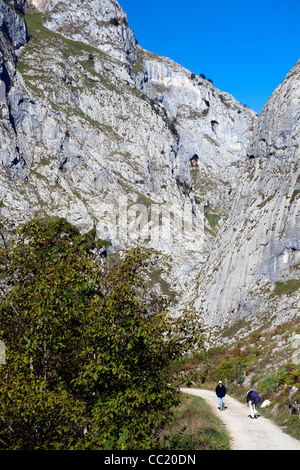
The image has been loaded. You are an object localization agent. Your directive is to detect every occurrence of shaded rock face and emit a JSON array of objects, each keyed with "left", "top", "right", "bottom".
[
  {"left": 0, "top": 0, "right": 28, "bottom": 176},
  {"left": 0, "top": 0, "right": 298, "bottom": 330},
  {"left": 0, "top": 0, "right": 28, "bottom": 84},
  {"left": 0, "top": 1, "right": 27, "bottom": 49}
]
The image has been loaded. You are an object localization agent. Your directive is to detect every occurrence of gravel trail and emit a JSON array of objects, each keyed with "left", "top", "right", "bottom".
[{"left": 180, "top": 388, "right": 300, "bottom": 450}]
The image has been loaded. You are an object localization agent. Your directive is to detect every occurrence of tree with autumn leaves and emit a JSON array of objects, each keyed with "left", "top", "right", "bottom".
[{"left": 0, "top": 215, "right": 204, "bottom": 450}]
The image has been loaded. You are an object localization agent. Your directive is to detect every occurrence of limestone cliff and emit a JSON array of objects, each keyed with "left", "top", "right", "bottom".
[
  {"left": 0, "top": 0, "right": 28, "bottom": 175},
  {"left": 26, "top": 0, "right": 138, "bottom": 63},
  {"left": 194, "top": 60, "right": 300, "bottom": 333},
  {"left": 0, "top": 0, "right": 298, "bottom": 333},
  {"left": 0, "top": 0, "right": 256, "bottom": 297},
  {"left": 248, "top": 59, "right": 300, "bottom": 161}
]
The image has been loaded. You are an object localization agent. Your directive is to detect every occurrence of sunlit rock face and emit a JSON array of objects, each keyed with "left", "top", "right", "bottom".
[
  {"left": 131, "top": 50, "right": 256, "bottom": 181},
  {"left": 1, "top": 1, "right": 298, "bottom": 332},
  {"left": 194, "top": 60, "right": 300, "bottom": 329},
  {"left": 0, "top": 0, "right": 256, "bottom": 299},
  {"left": 248, "top": 59, "right": 300, "bottom": 161},
  {"left": 26, "top": 0, "right": 138, "bottom": 64}
]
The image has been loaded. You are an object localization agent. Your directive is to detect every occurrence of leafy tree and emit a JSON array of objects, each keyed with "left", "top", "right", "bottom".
[{"left": 0, "top": 216, "right": 204, "bottom": 450}]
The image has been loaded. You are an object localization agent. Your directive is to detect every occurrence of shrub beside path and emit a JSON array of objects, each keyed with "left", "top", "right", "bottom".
[{"left": 180, "top": 388, "right": 300, "bottom": 450}]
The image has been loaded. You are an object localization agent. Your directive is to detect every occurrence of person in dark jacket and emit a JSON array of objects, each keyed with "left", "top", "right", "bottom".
[
  {"left": 216, "top": 380, "right": 226, "bottom": 410},
  {"left": 247, "top": 387, "right": 258, "bottom": 419}
]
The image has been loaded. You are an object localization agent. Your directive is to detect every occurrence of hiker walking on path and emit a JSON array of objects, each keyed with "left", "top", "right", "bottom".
[
  {"left": 247, "top": 387, "right": 260, "bottom": 419},
  {"left": 180, "top": 387, "right": 300, "bottom": 450},
  {"left": 216, "top": 380, "right": 226, "bottom": 410}
]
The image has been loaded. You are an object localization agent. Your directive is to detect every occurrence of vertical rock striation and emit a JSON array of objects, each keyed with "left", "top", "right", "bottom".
[
  {"left": 0, "top": 0, "right": 298, "bottom": 330},
  {"left": 0, "top": 0, "right": 28, "bottom": 176},
  {"left": 194, "top": 60, "right": 300, "bottom": 329}
]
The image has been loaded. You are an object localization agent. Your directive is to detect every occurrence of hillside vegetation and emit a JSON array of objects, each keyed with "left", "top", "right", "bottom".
[
  {"left": 0, "top": 217, "right": 205, "bottom": 450},
  {"left": 158, "top": 394, "right": 230, "bottom": 450},
  {"left": 169, "top": 318, "right": 300, "bottom": 440}
]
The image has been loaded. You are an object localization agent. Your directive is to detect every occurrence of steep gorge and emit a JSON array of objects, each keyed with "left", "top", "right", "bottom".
[{"left": 0, "top": 0, "right": 299, "bottom": 340}]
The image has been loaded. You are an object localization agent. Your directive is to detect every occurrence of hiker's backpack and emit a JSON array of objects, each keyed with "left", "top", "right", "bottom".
[{"left": 251, "top": 391, "right": 260, "bottom": 404}]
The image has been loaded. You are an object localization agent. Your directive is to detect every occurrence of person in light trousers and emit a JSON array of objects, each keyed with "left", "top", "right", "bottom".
[
  {"left": 247, "top": 387, "right": 258, "bottom": 419},
  {"left": 215, "top": 380, "right": 226, "bottom": 410}
]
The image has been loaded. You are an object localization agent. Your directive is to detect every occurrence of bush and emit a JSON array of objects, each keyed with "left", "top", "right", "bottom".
[
  {"left": 213, "top": 361, "right": 236, "bottom": 382},
  {"left": 0, "top": 217, "right": 205, "bottom": 450}
]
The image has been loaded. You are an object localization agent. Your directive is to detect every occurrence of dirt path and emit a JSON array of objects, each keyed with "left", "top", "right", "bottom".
[{"left": 180, "top": 388, "right": 300, "bottom": 450}]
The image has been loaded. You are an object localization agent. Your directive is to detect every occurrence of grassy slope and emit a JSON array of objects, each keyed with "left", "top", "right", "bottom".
[
  {"left": 169, "top": 318, "right": 300, "bottom": 441},
  {"left": 158, "top": 394, "right": 230, "bottom": 450}
]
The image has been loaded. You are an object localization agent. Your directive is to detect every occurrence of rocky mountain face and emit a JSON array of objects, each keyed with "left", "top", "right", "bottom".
[
  {"left": 194, "top": 59, "right": 300, "bottom": 334},
  {"left": 29, "top": 0, "right": 138, "bottom": 64},
  {"left": 0, "top": 0, "right": 298, "bottom": 338}
]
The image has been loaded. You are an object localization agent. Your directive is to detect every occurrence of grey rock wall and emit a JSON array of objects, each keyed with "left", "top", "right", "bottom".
[
  {"left": 194, "top": 61, "right": 300, "bottom": 329},
  {"left": 248, "top": 59, "right": 300, "bottom": 160},
  {"left": 27, "top": 0, "right": 138, "bottom": 64},
  {"left": 0, "top": 0, "right": 298, "bottom": 331}
]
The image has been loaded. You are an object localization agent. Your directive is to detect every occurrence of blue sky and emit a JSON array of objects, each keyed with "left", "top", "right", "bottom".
[{"left": 119, "top": 0, "right": 300, "bottom": 114}]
